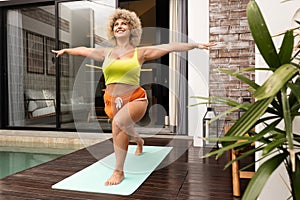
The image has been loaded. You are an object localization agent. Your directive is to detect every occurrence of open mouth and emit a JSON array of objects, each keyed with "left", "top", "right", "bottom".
[{"left": 116, "top": 29, "right": 125, "bottom": 33}]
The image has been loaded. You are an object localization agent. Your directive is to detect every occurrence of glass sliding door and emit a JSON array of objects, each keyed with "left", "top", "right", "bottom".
[
  {"left": 7, "top": 5, "right": 56, "bottom": 128},
  {"left": 58, "top": 0, "right": 116, "bottom": 130},
  {"left": 119, "top": 0, "right": 170, "bottom": 132},
  {"left": 6, "top": 1, "right": 116, "bottom": 130},
  {"left": 6, "top": 0, "right": 169, "bottom": 132}
]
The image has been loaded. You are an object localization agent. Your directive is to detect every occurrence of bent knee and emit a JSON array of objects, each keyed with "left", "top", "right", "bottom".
[{"left": 112, "top": 118, "right": 133, "bottom": 132}]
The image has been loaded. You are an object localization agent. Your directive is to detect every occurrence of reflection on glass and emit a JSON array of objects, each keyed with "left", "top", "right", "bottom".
[
  {"left": 7, "top": 6, "right": 56, "bottom": 128},
  {"left": 59, "top": 1, "right": 115, "bottom": 130},
  {"left": 6, "top": 0, "right": 166, "bottom": 132}
]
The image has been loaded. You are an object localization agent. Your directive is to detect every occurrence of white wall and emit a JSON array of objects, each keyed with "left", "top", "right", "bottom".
[
  {"left": 255, "top": 0, "right": 300, "bottom": 199},
  {"left": 188, "top": 0, "right": 210, "bottom": 146}
]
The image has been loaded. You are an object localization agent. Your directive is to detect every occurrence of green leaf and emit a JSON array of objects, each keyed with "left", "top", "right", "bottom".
[
  {"left": 208, "top": 135, "right": 253, "bottom": 142},
  {"left": 294, "top": 135, "right": 300, "bottom": 143},
  {"left": 256, "top": 115, "right": 280, "bottom": 125},
  {"left": 251, "top": 119, "right": 282, "bottom": 145},
  {"left": 288, "top": 78, "right": 300, "bottom": 105},
  {"left": 190, "top": 96, "right": 242, "bottom": 108},
  {"left": 279, "top": 30, "right": 294, "bottom": 65},
  {"left": 210, "top": 103, "right": 248, "bottom": 124},
  {"left": 292, "top": 56, "right": 300, "bottom": 64},
  {"left": 188, "top": 102, "right": 206, "bottom": 107},
  {"left": 242, "top": 153, "right": 288, "bottom": 200},
  {"left": 224, "top": 145, "right": 264, "bottom": 169},
  {"left": 262, "top": 138, "right": 286, "bottom": 155},
  {"left": 218, "top": 68, "right": 260, "bottom": 89},
  {"left": 281, "top": 86, "right": 295, "bottom": 172},
  {"left": 254, "top": 64, "right": 298, "bottom": 100},
  {"left": 204, "top": 141, "right": 251, "bottom": 159},
  {"left": 223, "top": 97, "right": 274, "bottom": 147},
  {"left": 289, "top": 154, "right": 300, "bottom": 199},
  {"left": 246, "top": 1, "right": 281, "bottom": 69}
]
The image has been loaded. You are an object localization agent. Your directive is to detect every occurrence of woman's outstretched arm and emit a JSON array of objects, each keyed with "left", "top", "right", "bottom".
[
  {"left": 139, "top": 42, "right": 216, "bottom": 63},
  {"left": 52, "top": 47, "right": 108, "bottom": 61}
]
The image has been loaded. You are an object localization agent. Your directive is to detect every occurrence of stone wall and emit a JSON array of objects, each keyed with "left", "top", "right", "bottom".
[{"left": 209, "top": 0, "right": 255, "bottom": 125}]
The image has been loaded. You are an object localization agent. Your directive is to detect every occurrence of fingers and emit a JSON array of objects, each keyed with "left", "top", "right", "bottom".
[
  {"left": 51, "top": 50, "right": 59, "bottom": 57},
  {"left": 199, "top": 42, "right": 216, "bottom": 50},
  {"left": 208, "top": 42, "right": 216, "bottom": 46},
  {"left": 51, "top": 49, "right": 63, "bottom": 57},
  {"left": 205, "top": 42, "right": 216, "bottom": 48}
]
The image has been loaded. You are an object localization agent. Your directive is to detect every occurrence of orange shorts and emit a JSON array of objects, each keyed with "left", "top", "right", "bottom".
[{"left": 103, "top": 87, "right": 147, "bottom": 119}]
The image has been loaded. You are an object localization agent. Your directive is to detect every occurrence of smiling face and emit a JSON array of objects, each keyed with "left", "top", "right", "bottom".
[
  {"left": 113, "top": 18, "right": 131, "bottom": 39},
  {"left": 106, "top": 9, "right": 142, "bottom": 46}
]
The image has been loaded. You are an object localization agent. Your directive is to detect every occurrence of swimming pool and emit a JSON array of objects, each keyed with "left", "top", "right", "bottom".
[
  {"left": 0, "top": 145, "right": 76, "bottom": 179},
  {"left": 0, "top": 130, "right": 111, "bottom": 179}
]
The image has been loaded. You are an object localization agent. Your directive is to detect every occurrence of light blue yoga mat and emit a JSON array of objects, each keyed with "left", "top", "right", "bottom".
[{"left": 52, "top": 145, "right": 173, "bottom": 196}]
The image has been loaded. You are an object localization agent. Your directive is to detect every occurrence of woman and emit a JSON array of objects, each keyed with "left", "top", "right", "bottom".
[{"left": 52, "top": 8, "right": 215, "bottom": 186}]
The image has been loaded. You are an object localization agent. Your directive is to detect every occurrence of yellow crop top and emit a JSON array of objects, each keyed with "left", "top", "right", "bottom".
[{"left": 102, "top": 48, "right": 141, "bottom": 86}]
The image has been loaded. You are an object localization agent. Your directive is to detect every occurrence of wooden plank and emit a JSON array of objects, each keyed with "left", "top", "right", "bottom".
[
  {"left": 240, "top": 171, "right": 255, "bottom": 179},
  {"left": 0, "top": 138, "right": 248, "bottom": 199}
]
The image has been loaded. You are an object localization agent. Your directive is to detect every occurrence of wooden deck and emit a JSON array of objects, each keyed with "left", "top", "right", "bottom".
[{"left": 0, "top": 137, "right": 245, "bottom": 200}]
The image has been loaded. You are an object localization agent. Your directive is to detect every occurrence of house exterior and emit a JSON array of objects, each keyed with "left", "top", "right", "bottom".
[
  {"left": 0, "top": 0, "right": 255, "bottom": 147},
  {"left": 1, "top": 0, "right": 299, "bottom": 199}
]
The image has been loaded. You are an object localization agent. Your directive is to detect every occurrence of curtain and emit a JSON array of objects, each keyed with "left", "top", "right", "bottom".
[
  {"left": 7, "top": 10, "right": 25, "bottom": 126},
  {"left": 169, "top": 0, "right": 188, "bottom": 134}
]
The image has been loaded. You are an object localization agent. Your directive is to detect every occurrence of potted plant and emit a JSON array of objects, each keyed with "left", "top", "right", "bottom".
[{"left": 195, "top": 1, "right": 300, "bottom": 199}]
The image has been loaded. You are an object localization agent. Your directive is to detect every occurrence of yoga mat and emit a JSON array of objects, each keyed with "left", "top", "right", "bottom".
[{"left": 52, "top": 145, "right": 173, "bottom": 196}]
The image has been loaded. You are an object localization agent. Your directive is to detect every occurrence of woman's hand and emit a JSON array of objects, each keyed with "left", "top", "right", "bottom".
[
  {"left": 51, "top": 49, "right": 66, "bottom": 57},
  {"left": 51, "top": 47, "right": 106, "bottom": 61},
  {"left": 197, "top": 42, "right": 216, "bottom": 50}
]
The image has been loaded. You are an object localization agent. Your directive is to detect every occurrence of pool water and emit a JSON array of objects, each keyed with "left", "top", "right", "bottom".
[{"left": 0, "top": 148, "right": 74, "bottom": 179}]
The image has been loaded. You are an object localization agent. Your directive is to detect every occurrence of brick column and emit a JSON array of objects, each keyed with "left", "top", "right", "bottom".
[{"left": 209, "top": 0, "right": 255, "bottom": 128}]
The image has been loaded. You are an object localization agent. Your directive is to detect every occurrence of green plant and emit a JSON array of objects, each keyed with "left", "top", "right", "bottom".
[{"left": 194, "top": 1, "right": 300, "bottom": 199}]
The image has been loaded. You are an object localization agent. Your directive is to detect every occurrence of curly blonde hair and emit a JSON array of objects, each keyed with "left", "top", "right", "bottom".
[{"left": 106, "top": 8, "right": 142, "bottom": 47}]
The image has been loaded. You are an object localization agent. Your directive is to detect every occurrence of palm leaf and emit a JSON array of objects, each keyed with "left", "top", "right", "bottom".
[
  {"left": 278, "top": 30, "right": 294, "bottom": 64},
  {"left": 210, "top": 103, "right": 249, "bottom": 124},
  {"left": 262, "top": 138, "right": 287, "bottom": 155},
  {"left": 223, "top": 97, "right": 274, "bottom": 146},
  {"left": 281, "top": 86, "right": 295, "bottom": 171},
  {"left": 265, "top": 103, "right": 281, "bottom": 115},
  {"left": 246, "top": 1, "right": 281, "bottom": 69},
  {"left": 242, "top": 152, "right": 288, "bottom": 200},
  {"left": 288, "top": 154, "right": 300, "bottom": 199},
  {"left": 204, "top": 140, "right": 252, "bottom": 159},
  {"left": 256, "top": 115, "right": 280, "bottom": 125},
  {"left": 190, "top": 96, "right": 241, "bottom": 107},
  {"left": 294, "top": 137, "right": 300, "bottom": 146},
  {"left": 250, "top": 120, "right": 282, "bottom": 146},
  {"left": 224, "top": 145, "right": 264, "bottom": 169},
  {"left": 254, "top": 64, "right": 298, "bottom": 100},
  {"left": 288, "top": 78, "right": 300, "bottom": 105},
  {"left": 218, "top": 68, "right": 259, "bottom": 89}
]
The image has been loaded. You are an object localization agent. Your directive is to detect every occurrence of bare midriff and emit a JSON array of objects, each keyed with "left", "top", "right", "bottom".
[{"left": 105, "top": 83, "right": 139, "bottom": 96}]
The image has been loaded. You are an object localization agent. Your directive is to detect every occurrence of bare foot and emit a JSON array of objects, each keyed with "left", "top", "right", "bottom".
[
  {"left": 104, "top": 170, "right": 124, "bottom": 186},
  {"left": 135, "top": 138, "right": 144, "bottom": 156}
]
